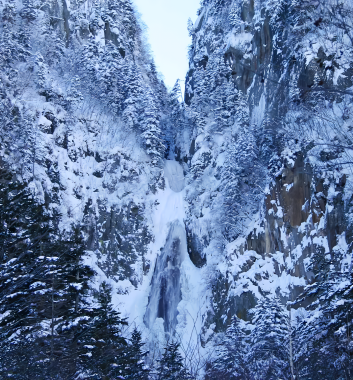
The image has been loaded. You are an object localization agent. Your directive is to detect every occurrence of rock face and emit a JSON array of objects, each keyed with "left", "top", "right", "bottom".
[
  {"left": 0, "top": 0, "right": 168, "bottom": 295},
  {"left": 175, "top": 0, "right": 353, "bottom": 336}
]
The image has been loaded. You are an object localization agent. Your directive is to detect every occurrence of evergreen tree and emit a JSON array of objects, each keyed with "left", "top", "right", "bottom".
[
  {"left": 170, "top": 80, "right": 183, "bottom": 106},
  {"left": 35, "top": 52, "right": 48, "bottom": 88},
  {"left": 123, "top": 62, "right": 143, "bottom": 130},
  {"left": 89, "top": 0, "right": 103, "bottom": 35},
  {"left": 166, "top": 80, "right": 185, "bottom": 157},
  {"left": 141, "top": 89, "right": 165, "bottom": 166},
  {"left": 209, "top": 316, "right": 250, "bottom": 379},
  {"left": 222, "top": 123, "right": 261, "bottom": 239},
  {"left": 157, "top": 341, "right": 191, "bottom": 380},
  {"left": 148, "top": 59, "right": 160, "bottom": 88},
  {"left": 78, "top": 281, "right": 128, "bottom": 379},
  {"left": 229, "top": 1, "right": 244, "bottom": 31},
  {"left": 248, "top": 296, "right": 291, "bottom": 380},
  {"left": 97, "top": 41, "right": 125, "bottom": 113},
  {"left": 80, "top": 35, "right": 100, "bottom": 94},
  {"left": 45, "top": 227, "right": 95, "bottom": 378},
  {"left": 0, "top": 168, "right": 55, "bottom": 373},
  {"left": 117, "top": 0, "right": 137, "bottom": 45},
  {"left": 192, "top": 67, "right": 209, "bottom": 113},
  {"left": 67, "top": 75, "right": 84, "bottom": 111},
  {"left": 124, "top": 328, "right": 149, "bottom": 379},
  {"left": 0, "top": 165, "right": 95, "bottom": 379},
  {"left": 19, "top": 0, "right": 37, "bottom": 22},
  {"left": 41, "top": 12, "right": 65, "bottom": 66},
  {"left": 1, "top": 1, "right": 17, "bottom": 68},
  {"left": 293, "top": 242, "right": 353, "bottom": 379}
]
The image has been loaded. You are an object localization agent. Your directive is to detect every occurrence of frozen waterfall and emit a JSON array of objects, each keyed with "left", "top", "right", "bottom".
[
  {"left": 163, "top": 160, "right": 185, "bottom": 192},
  {"left": 144, "top": 160, "right": 187, "bottom": 335}
]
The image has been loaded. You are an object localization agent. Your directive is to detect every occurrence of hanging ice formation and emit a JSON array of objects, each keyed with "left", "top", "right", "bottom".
[{"left": 144, "top": 161, "right": 187, "bottom": 336}]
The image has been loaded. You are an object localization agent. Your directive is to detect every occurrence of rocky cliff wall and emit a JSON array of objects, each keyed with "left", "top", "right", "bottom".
[{"left": 177, "top": 0, "right": 353, "bottom": 338}]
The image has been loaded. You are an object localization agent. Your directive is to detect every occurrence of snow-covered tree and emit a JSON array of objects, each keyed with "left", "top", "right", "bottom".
[
  {"left": 141, "top": 89, "right": 165, "bottom": 165},
  {"left": 157, "top": 341, "right": 191, "bottom": 380},
  {"left": 222, "top": 123, "right": 261, "bottom": 239},
  {"left": 248, "top": 296, "right": 291, "bottom": 380},
  {"left": 0, "top": 166, "right": 94, "bottom": 378},
  {"left": 124, "top": 328, "right": 149, "bottom": 379},
  {"left": 229, "top": 2, "right": 242, "bottom": 30},
  {"left": 208, "top": 316, "right": 250, "bottom": 379},
  {"left": 123, "top": 62, "right": 143, "bottom": 130},
  {"left": 293, "top": 240, "right": 353, "bottom": 378},
  {"left": 78, "top": 281, "right": 128, "bottom": 379}
]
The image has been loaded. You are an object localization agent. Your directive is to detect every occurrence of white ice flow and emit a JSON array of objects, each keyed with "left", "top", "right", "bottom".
[
  {"left": 144, "top": 160, "right": 187, "bottom": 336},
  {"left": 144, "top": 160, "right": 207, "bottom": 363},
  {"left": 95, "top": 160, "right": 206, "bottom": 360},
  {"left": 164, "top": 160, "right": 185, "bottom": 193}
]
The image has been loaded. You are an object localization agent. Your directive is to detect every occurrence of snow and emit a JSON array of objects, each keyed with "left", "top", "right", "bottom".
[
  {"left": 164, "top": 160, "right": 185, "bottom": 192},
  {"left": 226, "top": 32, "right": 253, "bottom": 52},
  {"left": 80, "top": 158, "right": 209, "bottom": 364},
  {"left": 38, "top": 114, "right": 52, "bottom": 127},
  {"left": 333, "top": 67, "right": 346, "bottom": 85},
  {"left": 145, "top": 160, "right": 207, "bottom": 358},
  {"left": 194, "top": 8, "right": 206, "bottom": 31}
]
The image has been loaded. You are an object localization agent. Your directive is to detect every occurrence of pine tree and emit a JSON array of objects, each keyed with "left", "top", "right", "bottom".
[
  {"left": 248, "top": 296, "right": 291, "bottom": 380},
  {"left": 229, "top": 1, "right": 244, "bottom": 31},
  {"left": 209, "top": 316, "right": 250, "bottom": 380},
  {"left": 78, "top": 281, "right": 128, "bottom": 379},
  {"left": 293, "top": 241, "right": 353, "bottom": 378},
  {"left": 157, "top": 341, "right": 191, "bottom": 380},
  {"left": 19, "top": 0, "right": 37, "bottom": 22},
  {"left": 118, "top": 0, "right": 137, "bottom": 45},
  {"left": 192, "top": 67, "right": 209, "bottom": 112},
  {"left": 148, "top": 59, "right": 160, "bottom": 87},
  {"left": 89, "top": 0, "right": 103, "bottom": 35},
  {"left": 0, "top": 168, "right": 55, "bottom": 366},
  {"left": 80, "top": 35, "right": 100, "bottom": 94},
  {"left": 67, "top": 75, "right": 84, "bottom": 111},
  {"left": 0, "top": 0, "right": 20, "bottom": 68},
  {"left": 221, "top": 123, "right": 261, "bottom": 239},
  {"left": 124, "top": 328, "right": 149, "bottom": 379},
  {"left": 141, "top": 89, "right": 165, "bottom": 165},
  {"left": 0, "top": 166, "right": 95, "bottom": 379},
  {"left": 187, "top": 18, "right": 194, "bottom": 37},
  {"left": 165, "top": 80, "right": 185, "bottom": 157},
  {"left": 123, "top": 62, "right": 143, "bottom": 130},
  {"left": 40, "top": 12, "right": 65, "bottom": 66},
  {"left": 35, "top": 52, "right": 48, "bottom": 88},
  {"left": 45, "top": 227, "right": 95, "bottom": 378},
  {"left": 170, "top": 80, "right": 183, "bottom": 106},
  {"left": 97, "top": 41, "right": 125, "bottom": 113}
]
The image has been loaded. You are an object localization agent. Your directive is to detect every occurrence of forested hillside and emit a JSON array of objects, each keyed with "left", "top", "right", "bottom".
[{"left": 0, "top": 0, "right": 352, "bottom": 379}]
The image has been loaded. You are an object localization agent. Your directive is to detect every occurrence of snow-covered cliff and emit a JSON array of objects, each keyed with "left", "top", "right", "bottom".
[{"left": 179, "top": 0, "right": 353, "bottom": 329}]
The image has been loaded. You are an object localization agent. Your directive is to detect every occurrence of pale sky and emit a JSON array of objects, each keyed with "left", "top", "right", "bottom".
[{"left": 133, "top": 0, "right": 200, "bottom": 89}]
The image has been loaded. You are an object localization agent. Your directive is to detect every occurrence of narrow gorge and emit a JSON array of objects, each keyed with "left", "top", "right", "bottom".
[{"left": 0, "top": 0, "right": 352, "bottom": 378}]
